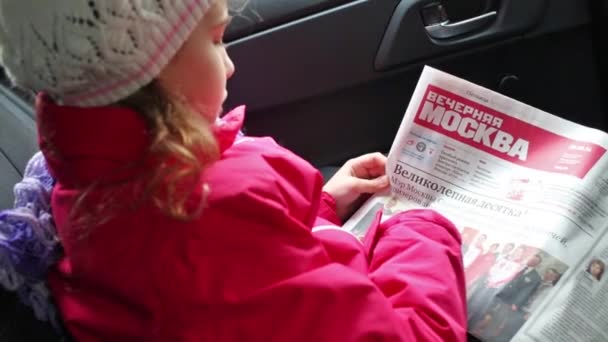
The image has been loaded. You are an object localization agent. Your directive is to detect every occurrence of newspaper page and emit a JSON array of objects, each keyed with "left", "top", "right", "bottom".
[{"left": 343, "top": 66, "right": 608, "bottom": 342}]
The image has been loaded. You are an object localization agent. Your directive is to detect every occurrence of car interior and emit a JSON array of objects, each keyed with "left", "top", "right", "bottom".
[{"left": 1, "top": 0, "right": 607, "bottom": 340}]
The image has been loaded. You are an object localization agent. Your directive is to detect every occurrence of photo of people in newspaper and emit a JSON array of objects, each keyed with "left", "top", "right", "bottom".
[
  {"left": 460, "top": 228, "right": 477, "bottom": 256},
  {"left": 461, "top": 229, "right": 489, "bottom": 269},
  {"left": 464, "top": 236, "right": 568, "bottom": 342},
  {"left": 532, "top": 255, "right": 608, "bottom": 341},
  {"left": 585, "top": 258, "right": 605, "bottom": 281}
]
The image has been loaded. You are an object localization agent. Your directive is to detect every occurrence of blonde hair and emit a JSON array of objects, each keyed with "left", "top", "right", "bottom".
[
  {"left": 121, "top": 82, "right": 220, "bottom": 217},
  {"left": 68, "top": 81, "right": 220, "bottom": 230}
]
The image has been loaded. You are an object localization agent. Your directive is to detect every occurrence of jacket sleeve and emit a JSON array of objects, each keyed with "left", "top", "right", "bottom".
[
  {"left": 316, "top": 192, "right": 342, "bottom": 225},
  {"left": 157, "top": 140, "right": 466, "bottom": 341},
  {"left": 364, "top": 209, "right": 468, "bottom": 341}
]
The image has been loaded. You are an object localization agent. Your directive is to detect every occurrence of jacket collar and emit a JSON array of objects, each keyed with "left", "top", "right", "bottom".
[{"left": 36, "top": 93, "right": 245, "bottom": 187}]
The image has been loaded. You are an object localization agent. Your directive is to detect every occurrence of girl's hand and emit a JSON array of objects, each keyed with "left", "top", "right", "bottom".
[{"left": 323, "top": 153, "right": 390, "bottom": 220}]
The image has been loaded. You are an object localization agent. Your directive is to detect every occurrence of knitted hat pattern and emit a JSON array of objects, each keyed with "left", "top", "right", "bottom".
[{"left": 0, "top": 0, "right": 214, "bottom": 107}]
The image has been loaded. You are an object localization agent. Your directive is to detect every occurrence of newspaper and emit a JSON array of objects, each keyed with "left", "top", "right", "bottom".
[{"left": 343, "top": 66, "right": 608, "bottom": 342}]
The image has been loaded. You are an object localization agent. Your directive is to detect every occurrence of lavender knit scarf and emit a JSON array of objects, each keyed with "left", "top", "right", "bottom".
[{"left": 0, "top": 152, "right": 62, "bottom": 328}]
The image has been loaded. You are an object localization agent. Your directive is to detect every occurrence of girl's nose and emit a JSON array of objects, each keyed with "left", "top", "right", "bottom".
[{"left": 224, "top": 51, "right": 235, "bottom": 80}]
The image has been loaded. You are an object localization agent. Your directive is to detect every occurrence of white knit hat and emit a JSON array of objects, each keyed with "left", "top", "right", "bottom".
[{"left": 0, "top": 0, "right": 214, "bottom": 107}]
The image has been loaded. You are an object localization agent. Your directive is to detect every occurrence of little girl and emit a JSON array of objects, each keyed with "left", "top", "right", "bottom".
[{"left": 0, "top": 0, "right": 467, "bottom": 341}]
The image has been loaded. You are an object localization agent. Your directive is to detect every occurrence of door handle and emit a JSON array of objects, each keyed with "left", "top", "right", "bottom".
[
  {"left": 425, "top": 11, "right": 498, "bottom": 39},
  {"left": 374, "top": 0, "right": 547, "bottom": 71}
]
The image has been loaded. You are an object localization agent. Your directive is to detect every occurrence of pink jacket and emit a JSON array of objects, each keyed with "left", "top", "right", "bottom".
[{"left": 38, "top": 95, "right": 467, "bottom": 341}]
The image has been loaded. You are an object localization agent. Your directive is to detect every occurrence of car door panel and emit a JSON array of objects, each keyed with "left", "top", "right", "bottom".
[
  {"left": 0, "top": 85, "right": 37, "bottom": 206},
  {"left": 226, "top": 0, "right": 357, "bottom": 40},
  {"left": 0, "top": 85, "right": 37, "bottom": 175},
  {"left": 225, "top": 0, "right": 605, "bottom": 168},
  {"left": 226, "top": 0, "right": 401, "bottom": 111}
]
